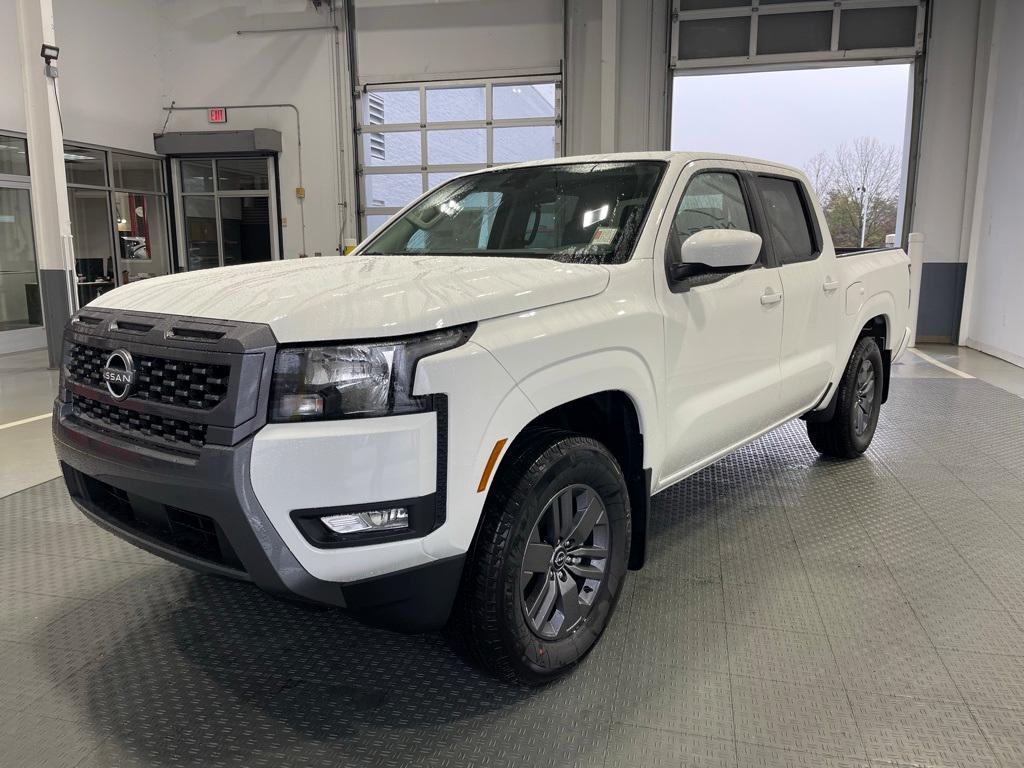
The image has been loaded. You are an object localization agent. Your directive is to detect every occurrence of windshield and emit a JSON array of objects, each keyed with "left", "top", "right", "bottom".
[{"left": 361, "top": 161, "right": 666, "bottom": 265}]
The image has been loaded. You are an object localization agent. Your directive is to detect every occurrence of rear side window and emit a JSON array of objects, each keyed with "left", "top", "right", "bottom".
[{"left": 757, "top": 176, "right": 817, "bottom": 264}]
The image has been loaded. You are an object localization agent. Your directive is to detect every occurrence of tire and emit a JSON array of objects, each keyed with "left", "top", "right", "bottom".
[
  {"left": 807, "top": 336, "right": 884, "bottom": 459},
  {"left": 445, "top": 429, "right": 631, "bottom": 686}
]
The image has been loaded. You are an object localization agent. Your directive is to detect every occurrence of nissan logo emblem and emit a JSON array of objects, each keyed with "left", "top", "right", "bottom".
[{"left": 102, "top": 349, "right": 136, "bottom": 401}]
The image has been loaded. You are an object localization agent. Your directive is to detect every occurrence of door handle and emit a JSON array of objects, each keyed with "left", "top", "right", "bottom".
[
  {"left": 760, "top": 289, "right": 783, "bottom": 306},
  {"left": 823, "top": 278, "right": 841, "bottom": 292}
]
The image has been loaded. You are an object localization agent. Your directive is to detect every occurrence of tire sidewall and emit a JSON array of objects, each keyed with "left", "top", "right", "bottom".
[
  {"left": 847, "top": 338, "right": 884, "bottom": 453},
  {"left": 496, "top": 439, "right": 630, "bottom": 681}
]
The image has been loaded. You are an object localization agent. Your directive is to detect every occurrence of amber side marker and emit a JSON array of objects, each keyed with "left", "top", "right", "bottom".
[{"left": 477, "top": 438, "right": 508, "bottom": 493}]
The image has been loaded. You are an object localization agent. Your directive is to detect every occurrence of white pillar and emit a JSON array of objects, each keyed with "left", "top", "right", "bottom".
[
  {"left": 17, "top": 0, "right": 77, "bottom": 367},
  {"left": 600, "top": 0, "right": 618, "bottom": 152},
  {"left": 907, "top": 232, "right": 925, "bottom": 348}
]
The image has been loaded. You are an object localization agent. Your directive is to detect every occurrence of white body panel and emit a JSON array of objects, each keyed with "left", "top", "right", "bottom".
[{"left": 83, "top": 151, "right": 911, "bottom": 584}]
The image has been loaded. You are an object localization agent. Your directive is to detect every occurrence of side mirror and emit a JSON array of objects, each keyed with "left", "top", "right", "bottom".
[{"left": 676, "top": 229, "right": 762, "bottom": 271}]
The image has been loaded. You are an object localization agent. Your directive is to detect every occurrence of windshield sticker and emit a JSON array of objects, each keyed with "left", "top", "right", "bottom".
[{"left": 591, "top": 227, "right": 617, "bottom": 246}]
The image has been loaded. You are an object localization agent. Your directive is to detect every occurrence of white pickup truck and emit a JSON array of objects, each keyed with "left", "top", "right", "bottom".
[{"left": 54, "top": 152, "right": 911, "bottom": 684}]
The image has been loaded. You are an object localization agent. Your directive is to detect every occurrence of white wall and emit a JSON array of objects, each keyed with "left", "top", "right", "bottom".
[
  {"left": 0, "top": 0, "right": 163, "bottom": 152},
  {"left": 354, "top": 0, "right": 562, "bottom": 84},
  {"left": 156, "top": 0, "right": 346, "bottom": 259},
  {"left": 912, "top": 0, "right": 982, "bottom": 267},
  {"left": 963, "top": 0, "right": 1024, "bottom": 365}
]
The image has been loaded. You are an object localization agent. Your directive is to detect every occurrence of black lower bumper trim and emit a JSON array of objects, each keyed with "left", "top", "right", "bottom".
[{"left": 54, "top": 409, "right": 464, "bottom": 631}]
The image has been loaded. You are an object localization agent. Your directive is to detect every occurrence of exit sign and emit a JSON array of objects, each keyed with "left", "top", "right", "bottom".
[{"left": 207, "top": 107, "right": 227, "bottom": 124}]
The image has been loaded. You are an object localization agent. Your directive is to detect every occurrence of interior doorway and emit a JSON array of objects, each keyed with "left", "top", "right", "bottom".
[
  {"left": 671, "top": 63, "right": 914, "bottom": 250},
  {"left": 170, "top": 156, "right": 280, "bottom": 271}
]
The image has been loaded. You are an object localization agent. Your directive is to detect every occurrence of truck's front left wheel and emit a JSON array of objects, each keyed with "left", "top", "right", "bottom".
[{"left": 446, "top": 430, "right": 631, "bottom": 685}]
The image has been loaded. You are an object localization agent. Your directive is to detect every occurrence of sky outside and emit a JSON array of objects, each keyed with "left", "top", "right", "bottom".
[{"left": 671, "top": 63, "right": 912, "bottom": 173}]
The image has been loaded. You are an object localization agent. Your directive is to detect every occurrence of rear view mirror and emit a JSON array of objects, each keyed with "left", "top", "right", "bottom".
[{"left": 677, "top": 229, "right": 762, "bottom": 270}]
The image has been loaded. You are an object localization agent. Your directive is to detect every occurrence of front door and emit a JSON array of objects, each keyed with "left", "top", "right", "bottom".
[{"left": 656, "top": 166, "right": 785, "bottom": 484}]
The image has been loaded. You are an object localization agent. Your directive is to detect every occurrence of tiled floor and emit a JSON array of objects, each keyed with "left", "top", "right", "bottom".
[{"left": 2, "top": 356, "right": 1024, "bottom": 765}]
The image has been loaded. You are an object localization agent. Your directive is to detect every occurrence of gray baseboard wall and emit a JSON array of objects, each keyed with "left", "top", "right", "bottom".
[
  {"left": 39, "top": 269, "right": 74, "bottom": 369},
  {"left": 916, "top": 262, "right": 968, "bottom": 343}
]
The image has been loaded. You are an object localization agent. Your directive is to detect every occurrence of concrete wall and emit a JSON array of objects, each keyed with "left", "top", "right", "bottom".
[
  {"left": 962, "top": 0, "right": 1024, "bottom": 366},
  {"left": 910, "top": 0, "right": 983, "bottom": 342}
]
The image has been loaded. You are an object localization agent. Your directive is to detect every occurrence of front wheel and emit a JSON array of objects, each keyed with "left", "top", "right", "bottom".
[
  {"left": 445, "top": 430, "right": 631, "bottom": 685},
  {"left": 807, "top": 336, "right": 884, "bottom": 458}
]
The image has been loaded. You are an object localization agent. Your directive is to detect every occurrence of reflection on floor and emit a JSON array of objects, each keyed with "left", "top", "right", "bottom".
[
  {"left": 2, "top": 359, "right": 1024, "bottom": 766},
  {"left": 0, "top": 349, "right": 60, "bottom": 499}
]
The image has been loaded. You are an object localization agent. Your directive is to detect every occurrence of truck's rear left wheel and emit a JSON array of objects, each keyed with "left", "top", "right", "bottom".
[
  {"left": 446, "top": 430, "right": 631, "bottom": 686},
  {"left": 807, "top": 336, "right": 884, "bottom": 458}
]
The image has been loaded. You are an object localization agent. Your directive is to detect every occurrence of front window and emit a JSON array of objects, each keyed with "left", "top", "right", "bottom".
[{"left": 361, "top": 161, "right": 665, "bottom": 265}]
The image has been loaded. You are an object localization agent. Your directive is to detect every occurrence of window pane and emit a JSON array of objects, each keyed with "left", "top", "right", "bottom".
[
  {"left": 217, "top": 158, "right": 269, "bottom": 191},
  {"left": 362, "top": 131, "right": 421, "bottom": 167},
  {"left": 112, "top": 153, "right": 163, "bottom": 192},
  {"left": 64, "top": 145, "right": 107, "bottom": 186},
  {"left": 114, "top": 192, "right": 170, "bottom": 283},
  {"left": 839, "top": 7, "right": 917, "bottom": 50},
  {"left": 673, "top": 172, "right": 751, "bottom": 243},
  {"left": 364, "top": 173, "right": 423, "bottom": 208},
  {"left": 220, "top": 197, "right": 272, "bottom": 266},
  {"left": 493, "top": 84, "right": 556, "bottom": 119},
  {"left": 426, "top": 86, "right": 485, "bottom": 122},
  {"left": 0, "top": 136, "right": 29, "bottom": 176},
  {"left": 757, "top": 12, "right": 832, "bottom": 55},
  {"left": 427, "top": 129, "right": 486, "bottom": 165},
  {"left": 184, "top": 196, "right": 218, "bottom": 271},
  {"left": 181, "top": 160, "right": 213, "bottom": 193},
  {"left": 757, "top": 176, "right": 815, "bottom": 263},
  {"left": 0, "top": 188, "right": 40, "bottom": 330},
  {"left": 679, "top": 17, "right": 750, "bottom": 59},
  {"left": 428, "top": 172, "right": 462, "bottom": 189},
  {"left": 493, "top": 126, "right": 556, "bottom": 164},
  {"left": 365, "top": 215, "right": 392, "bottom": 236},
  {"left": 68, "top": 188, "right": 115, "bottom": 304},
  {"left": 364, "top": 90, "right": 419, "bottom": 125}
]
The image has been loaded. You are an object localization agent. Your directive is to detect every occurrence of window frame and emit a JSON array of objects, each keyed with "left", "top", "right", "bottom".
[
  {"left": 753, "top": 172, "right": 822, "bottom": 266},
  {"left": 355, "top": 75, "right": 562, "bottom": 238},
  {"left": 62, "top": 141, "right": 173, "bottom": 304}
]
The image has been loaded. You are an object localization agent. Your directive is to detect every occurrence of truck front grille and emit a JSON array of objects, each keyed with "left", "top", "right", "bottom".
[
  {"left": 67, "top": 343, "right": 230, "bottom": 409},
  {"left": 70, "top": 393, "right": 207, "bottom": 452}
]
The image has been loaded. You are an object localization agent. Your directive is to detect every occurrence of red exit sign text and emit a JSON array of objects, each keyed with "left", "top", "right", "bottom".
[{"left": 207, "top": 107, "right": 227, "bottom": 124}]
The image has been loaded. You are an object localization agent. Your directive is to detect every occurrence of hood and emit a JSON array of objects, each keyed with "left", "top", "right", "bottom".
[{"left": 88, "top": 254, "right": 610, "bottom": 342}]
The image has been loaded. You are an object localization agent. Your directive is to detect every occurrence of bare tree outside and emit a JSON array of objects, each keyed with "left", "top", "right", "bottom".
[{"left": 804, "top": 137, "right": 901, "bottom": 249}]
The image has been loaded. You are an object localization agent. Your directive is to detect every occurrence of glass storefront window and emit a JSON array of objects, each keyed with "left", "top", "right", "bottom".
[
  {"left": 216, "top": 158, "right": 270, "bottom": 191},
  {"left": 0, "top": 136, "right": 29, "bottom": 177},
  {"left": 112, "top": 153, "right": 162, "bottom": 192},
  {"left": 64, "top": 145, "right": 107, "bottom": 186},
  {"left": 68, "top": 187, "right": 116, "bottom": 305},
  {"left": 113, "top": 192, "right": 170, "bottom": 284},
  {"left": 181, "top": 160, "right": 214, "bottom": 193},
  {"left": 0, "top": 187, "right": 41, "bottom": 331},
  {"left": 184, "top": 196, "right": 218, "bottom": 271},
  {"left": 220, "top": 197, "right": 271, "bottom": 265}
]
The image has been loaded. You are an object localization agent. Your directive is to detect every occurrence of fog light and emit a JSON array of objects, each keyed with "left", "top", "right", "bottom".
[{"left": 321, "top": 507, "right": 408, "bottom": 535}]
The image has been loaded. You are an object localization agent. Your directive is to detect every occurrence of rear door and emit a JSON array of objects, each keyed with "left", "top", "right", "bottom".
[
  {"left": 752, "top": 171, "right": 839, "bottom": 414},
  {"left": 655, "top": 162, "right": 785, "bottom": 483}
]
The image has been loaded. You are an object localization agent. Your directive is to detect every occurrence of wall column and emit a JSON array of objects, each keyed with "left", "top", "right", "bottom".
[{"left": 17, "top": 0, "right": 76, "bottom": 367}]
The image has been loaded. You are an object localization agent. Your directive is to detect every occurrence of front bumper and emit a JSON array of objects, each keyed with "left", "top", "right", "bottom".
[{"left": 54, "top": 407, "right": 465, "bottom": 632}]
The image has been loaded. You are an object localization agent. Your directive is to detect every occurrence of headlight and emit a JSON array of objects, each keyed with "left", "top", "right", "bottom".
[{"left": 269, "top": 325, "right": 473, "bottom": 421}]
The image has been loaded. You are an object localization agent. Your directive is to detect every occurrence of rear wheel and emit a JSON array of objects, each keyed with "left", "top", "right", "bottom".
[
  {"left": 445, "top": 430, "right": 631, "bottom": 685},
  {"left": 807, "top": 336, "right": 884, "bottom": 458}
]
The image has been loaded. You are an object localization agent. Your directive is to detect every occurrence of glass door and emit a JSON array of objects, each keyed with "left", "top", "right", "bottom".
[
  {"left": 172, "top": 156, "right": 279, "bottom": 270},
  {"left": 0, "top": 134, "right": 44, "bottom": 354}
]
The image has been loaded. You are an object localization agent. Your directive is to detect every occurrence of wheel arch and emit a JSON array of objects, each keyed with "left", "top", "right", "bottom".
[{"left": 483, "top": 388, "right": 652, "bottom": 571}]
